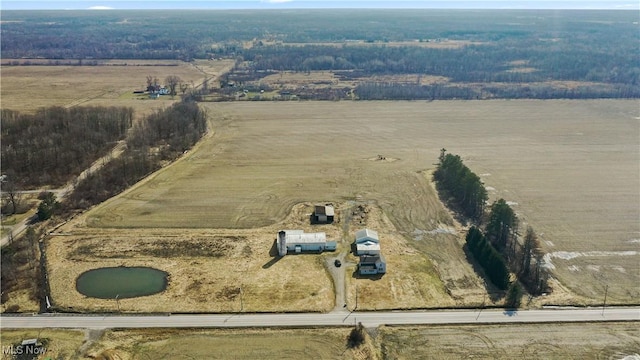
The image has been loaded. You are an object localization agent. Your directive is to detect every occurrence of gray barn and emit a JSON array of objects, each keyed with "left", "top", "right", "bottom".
[{"left": 277, "top": 230, "right": 337, "bottom": 256}]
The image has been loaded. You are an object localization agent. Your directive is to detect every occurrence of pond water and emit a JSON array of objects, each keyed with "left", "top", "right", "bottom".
[{"left": 76, "top": 266, "right": 168, "bottom": 299}]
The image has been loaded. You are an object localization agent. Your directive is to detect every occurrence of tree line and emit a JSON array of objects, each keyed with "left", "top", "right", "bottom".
[
  {"left": 64, "top": 99, "right": 207, "bottom": 211},
  {"left": 1, "top": 106, "right": 133, "bottom": 189},
  {"left": 433, "top": 149, "right": 487, "bottom": 220},
  {"left": 354, "top": 82, "right": 640, "bottom": 100},
  {"left": 434, "top": 151, "right": 548, "bottom": 301},
  {"left": 466, "top": 226, "right": 510, "bottom": 290},
  {"left": 1, "top": 227, "right": 42, "bottom": 312},
  {"left": 2, "top": 10, "right": 638, "bottom": 100}
]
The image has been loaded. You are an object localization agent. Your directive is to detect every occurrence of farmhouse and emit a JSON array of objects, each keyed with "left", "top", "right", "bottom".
[
  {"left": 313, "top": 204, "right": 335, "bottom": 224},
  {"left": 359, "top": 254, "right": 386, "bottom": 275},
  {"left": 355, "top": 228, "right": 380, "bottom": 255},
  {"left": 277, "top": 230, "right": 337, "bottom": 256},
  {"left": 354, "top": 228, "right": 386, "bottom": 275}
]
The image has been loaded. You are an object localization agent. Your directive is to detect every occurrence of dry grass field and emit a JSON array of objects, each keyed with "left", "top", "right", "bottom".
[
  {"left": 0, "top": 60, "right": 234, "bottom": 118},
  {"left": 256, "top": 70, "right": 449, "bottom": 93},
  {"left": 48, "top": 204, "right": 336, "bottom": 313},
  {"left": 3, "top": 322, "right": 637, "bottom": 360},
  {"left": 380, "top": 322, "right": 640, "bottom": 359},
  {"left": 0, "top": 329, "right": 86, "bottom": 360},
  {"left": 84, "top": 327, "right": 375, "bottom": 360},
  {"left": 83, "top": 100, "right": 639, "bottom": 307}
]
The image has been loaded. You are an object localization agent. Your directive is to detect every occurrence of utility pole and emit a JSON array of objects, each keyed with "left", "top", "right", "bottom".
[
  {"left": 476, "top": 293, "right": 486, "bottom": 320},
  {"left": 115, "top": 294, "right": 120, "bottom": 312},
  {"left": 602, "top": 284, "right": 608, "bottom": 316},
  {"left": 355, "top": 284, "right": 358, "bottom": 311}
]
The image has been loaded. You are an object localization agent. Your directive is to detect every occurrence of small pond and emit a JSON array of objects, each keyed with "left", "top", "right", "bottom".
[{"left": 76, "top": 266, "right": 168, "bottom": 299}]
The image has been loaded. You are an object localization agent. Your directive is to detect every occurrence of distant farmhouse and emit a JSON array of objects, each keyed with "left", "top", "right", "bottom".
[
  {"left": 277, "top": 230, "right": 337, "bottom": 256},
  {"left": 147, "top": 84, "right": 170, "bottom": 99},
  {"left": 355, "top": 228, "right": 386, "bottom": 275},
  {"left": 313, "top": 204, "right": 335, "bottom": 224}
]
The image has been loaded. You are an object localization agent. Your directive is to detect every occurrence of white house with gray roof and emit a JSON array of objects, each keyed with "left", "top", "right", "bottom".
[
  {"left": 355, "top": 228, "right": 381, "bottom": 255},
  {"left": 355, "top": 228, "right": 386, "bottom": 275}
]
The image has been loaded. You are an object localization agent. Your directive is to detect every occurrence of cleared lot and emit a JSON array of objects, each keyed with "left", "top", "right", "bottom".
[{"left": 85, "top": 100, "right": 639, "bottom": 305}]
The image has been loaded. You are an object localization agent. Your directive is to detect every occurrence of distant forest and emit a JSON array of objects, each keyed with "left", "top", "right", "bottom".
[{"left": 2, "top": 10, "right": 639, "bottom": 98}]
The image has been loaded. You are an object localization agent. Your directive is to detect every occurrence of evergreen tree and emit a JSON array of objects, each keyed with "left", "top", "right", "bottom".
[
  {"left": 37, "top": 192, "right": 59, "bottom": 221},
  {"left": 486, "top": 199, "right": 518, "bottom": 251}
]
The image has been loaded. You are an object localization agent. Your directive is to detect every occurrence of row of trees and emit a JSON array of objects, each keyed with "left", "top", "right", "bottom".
[
  {"left": 1, "top": 106, "right": 133, "bottom": 189},
  {"left": 483, "top": 199, "right": 548, "bottom": 296},
  {"left": 354, "top": 82, "right": 640, "bottom": 100},
  {"left": 1, "top": 226, "right": 42, "bottom": 311},
  {"left": 433, "top": 149, "right": 488, "bottom": 219},
  {"left": 434, "top": 151, "right": 548, "bottom": 299},
  {"left": 466, "top": 226, "right": 510, "bottom": 290},
  {"left": 64, "top": 99, "right": 207, "bottom": 211}
]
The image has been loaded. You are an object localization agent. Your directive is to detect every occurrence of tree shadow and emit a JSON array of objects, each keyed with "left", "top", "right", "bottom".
[
  {"left": 462, "top": 243, "right": 505, "bottom": 303},
  {"left": 27, "top": 214, "right": 39, "bottom": 225},
  {"left": 262, "top": 238, "right": 283, "bottom": 269}
]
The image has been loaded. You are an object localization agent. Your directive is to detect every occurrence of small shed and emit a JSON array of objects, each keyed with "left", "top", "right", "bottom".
[
  {"left": 313, "top": 205, "right": 335, "bottom": 224},
  {"left": 21, "top": 338, "right": 40, "bottom": 352}
]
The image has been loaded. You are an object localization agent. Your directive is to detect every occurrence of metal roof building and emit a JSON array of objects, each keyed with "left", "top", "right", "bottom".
[
  {"left": 277, "top": 230, "right": 336, "bottom": 256},
  {"left": 355, "top": 228, "right": 379, "bottom": 244},
  {"left": 313, "top": 205, "right": 335, "bottom": 224},
  {"left": 355, "top": 228, "right": 381, "bottom": 255}
]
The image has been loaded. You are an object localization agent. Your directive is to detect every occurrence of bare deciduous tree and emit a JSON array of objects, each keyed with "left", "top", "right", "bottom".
[
  {"left": 179, "top": 82, "right": 189, "bottom": 95},
  {"left": 165, "top": 75, "right": 181, "bottom": 97},
  {"left": 2, "top": 173, "right": 23, "bottom": 215}
]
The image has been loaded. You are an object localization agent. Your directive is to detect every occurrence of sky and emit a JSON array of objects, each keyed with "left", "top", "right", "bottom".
[{"left": 1, "top": 0, "right": 638, "bottom": 10}]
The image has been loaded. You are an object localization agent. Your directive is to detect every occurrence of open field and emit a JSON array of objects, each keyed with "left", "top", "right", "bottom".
[
  {"left": 3, "top": 322, "right": 637, "bottom": 359},
  {"left": 49, "top": 199, "right": 456, "bottom": 312},
  {"left": 83, "top": 100, "right": 639, "bottom": 306},
  {"left": 85, "top": 328, "right": 373, "bottom": 360},
  {"left": 0, "top": 60, "right": 234, "bottom": 118},
  {"left": 0, "top": 329, "right": 86, "bottom": 360},
  {"left": 48, "top": 204, "right": 336, "bottom": 313},
  {"left": 380, "top": 322, "right": 640, "bottom": 359}
]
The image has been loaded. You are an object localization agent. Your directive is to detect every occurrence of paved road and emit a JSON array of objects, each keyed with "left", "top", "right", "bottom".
[{"left": 1, "top": 308, "right": 638, "bottom": 330}]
